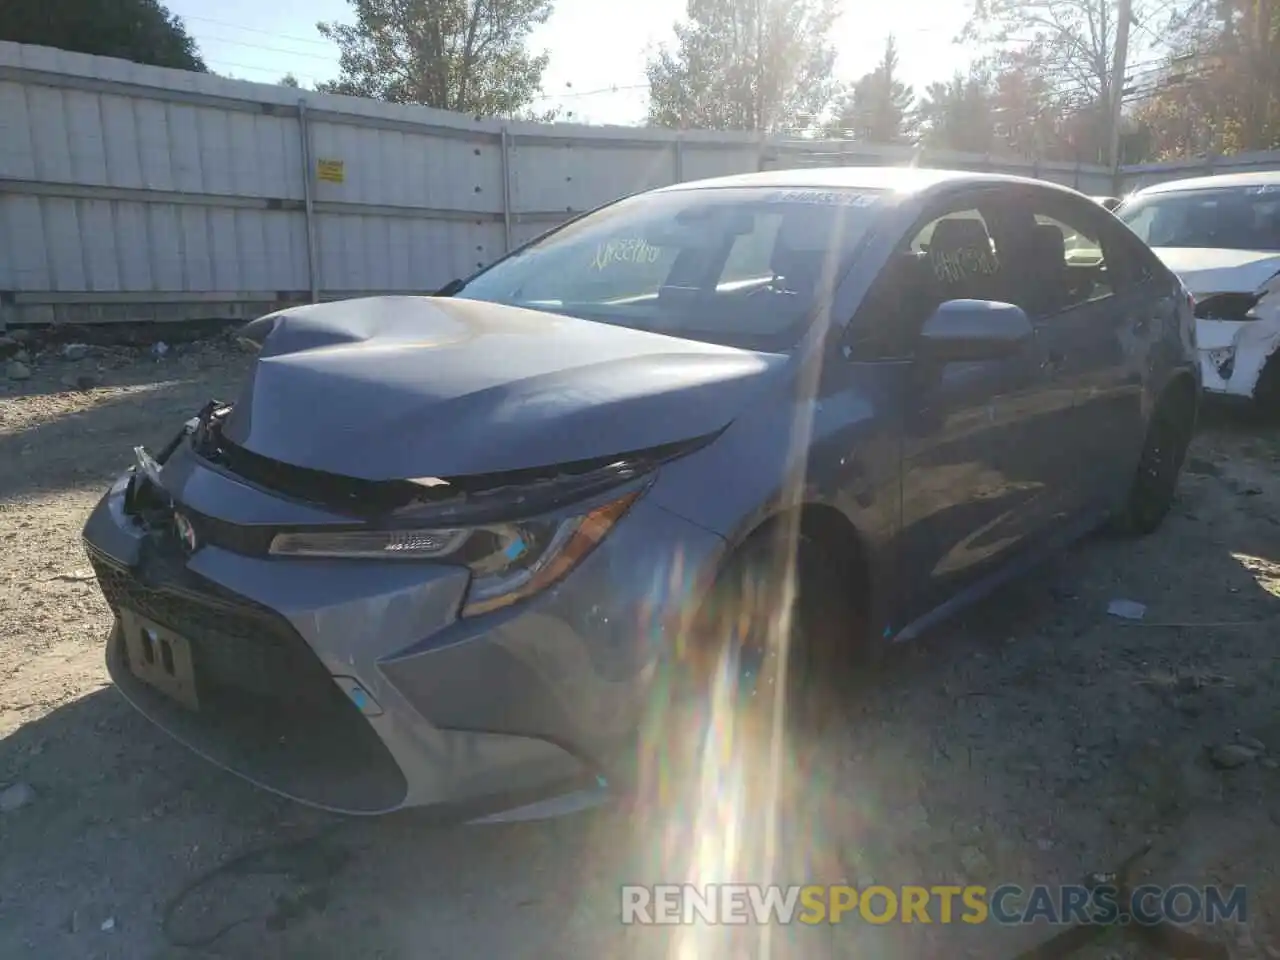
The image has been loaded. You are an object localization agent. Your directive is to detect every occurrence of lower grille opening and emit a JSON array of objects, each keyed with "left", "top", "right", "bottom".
[{"left": 94, "top": 556, "right": 407, "bottom": 814}]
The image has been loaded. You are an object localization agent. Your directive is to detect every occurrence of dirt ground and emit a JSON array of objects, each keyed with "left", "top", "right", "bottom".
[{"left": 2, "top": 335, "right": 1280, "bottom": 960}]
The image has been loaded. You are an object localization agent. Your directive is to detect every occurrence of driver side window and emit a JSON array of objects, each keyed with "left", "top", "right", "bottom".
[{"left": 848, "top": 202, "right": 1014, "bottom": 358}]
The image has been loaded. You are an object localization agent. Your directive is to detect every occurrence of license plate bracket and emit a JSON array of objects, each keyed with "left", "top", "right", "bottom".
[{"left": 120, "top": 609, "right": 200, "bottom": 711}]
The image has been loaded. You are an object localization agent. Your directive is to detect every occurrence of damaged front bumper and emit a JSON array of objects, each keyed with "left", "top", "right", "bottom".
[
  {"left": 1193, "top": 283, "right": 1280, "bottom": 400},
  {"left": 1195, "top": 315, "right": 1280, "bottom": 399},
  {"left": 82, "top": 429, "right": 725, "bottom": 817}
]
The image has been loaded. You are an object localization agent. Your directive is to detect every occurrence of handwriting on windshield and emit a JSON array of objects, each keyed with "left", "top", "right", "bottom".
[{"left": 592, "top": 238, "right": 662, "bottom": 270}]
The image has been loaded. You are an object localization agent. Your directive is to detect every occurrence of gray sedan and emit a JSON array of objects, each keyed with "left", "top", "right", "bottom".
[{"left": 83, "top": 167, "right": 1200, "bottom": 819}]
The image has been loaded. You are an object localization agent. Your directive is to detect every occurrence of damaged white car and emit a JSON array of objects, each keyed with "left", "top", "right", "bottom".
[{"left": 1118, "top": 172, "right": 1280, "bottom": 408}]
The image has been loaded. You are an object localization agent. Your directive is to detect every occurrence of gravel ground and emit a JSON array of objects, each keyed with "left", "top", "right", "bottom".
[{"left": 1, "top": 336, "right": 1279, "bottom": 959}]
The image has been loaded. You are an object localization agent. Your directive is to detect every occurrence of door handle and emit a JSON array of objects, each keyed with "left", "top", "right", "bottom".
[{"left": 1040, "top": 350, "right": 1065, "bottom": 373}]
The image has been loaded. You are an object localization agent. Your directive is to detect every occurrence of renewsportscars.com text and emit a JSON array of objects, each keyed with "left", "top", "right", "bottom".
[{"left": 620, "top": 883, "right": 1247, "bottom": 926}]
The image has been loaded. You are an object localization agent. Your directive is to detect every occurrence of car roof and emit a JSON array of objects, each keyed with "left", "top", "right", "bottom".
[
  {"left": 655, "top": 166, "right": 1081, "bottom": 200},
  {"left": 1131, "top": 170, "right": 1280, "bottom": 196}
]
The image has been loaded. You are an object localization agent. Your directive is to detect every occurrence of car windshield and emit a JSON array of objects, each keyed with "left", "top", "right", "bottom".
[
  {"left": 454, "top": 186, "right": 885, "bottom": 350},
  {"left": 1117, "top": 184, "right": 1280, "bottom": 251}
]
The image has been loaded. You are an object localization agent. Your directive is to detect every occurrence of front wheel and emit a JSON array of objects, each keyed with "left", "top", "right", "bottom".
[
  {"left": 630, "top": 533, "right": 861, "bottom": 812},
  {"left": 1252, "top": 352, "right": 1280, "bottom": 420},
  {"left": 699, "top": 534, "right": 861, "bottom": 738},
  {"left": 1111, "top": 385, "right": 1196, "bottom": 536}
]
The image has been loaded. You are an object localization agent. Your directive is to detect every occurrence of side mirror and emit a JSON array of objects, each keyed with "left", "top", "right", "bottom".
[{"left": 919, "top": 299, "right": 1032, "bottom": 362}]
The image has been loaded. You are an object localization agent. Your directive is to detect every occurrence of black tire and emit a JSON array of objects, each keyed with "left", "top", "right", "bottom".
[
  {"left": 701, "top": 532, "right": 860, "bottom": 735},
  {"left": 1253, "top": 353, "right": 1280, "bottom": 420},
  {"left": 1111, "top": 386, "right": 1196, "bottom": 536},
  {"left": 630, "top": 531, "right": 860, "bottom": 808}
]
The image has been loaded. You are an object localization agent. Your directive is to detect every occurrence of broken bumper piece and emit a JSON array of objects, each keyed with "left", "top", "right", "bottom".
[{"left": 1192, "top": 281, "right": 1280, "bottom": 400}]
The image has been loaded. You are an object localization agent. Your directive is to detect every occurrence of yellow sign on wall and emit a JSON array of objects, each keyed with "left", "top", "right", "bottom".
[{"left": 316, "top": 159, "right": 345, "bottom": 183}]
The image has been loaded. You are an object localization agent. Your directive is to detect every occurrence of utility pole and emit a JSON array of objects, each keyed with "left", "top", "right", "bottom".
[{"left": 1107, "top": 0, "right": 1133, "bottom": 169}]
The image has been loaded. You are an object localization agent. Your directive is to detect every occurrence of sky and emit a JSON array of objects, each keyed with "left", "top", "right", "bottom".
[{"left": 165, "top": 0, "right": 976, "bottom": 126}]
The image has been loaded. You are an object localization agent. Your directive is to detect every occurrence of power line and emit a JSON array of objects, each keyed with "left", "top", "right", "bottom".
[
  {"left": 1122, "top": 64, "right": 1218, "bottom": 103},
  {"left": 194, "top": 33, "right": 339, "bottom": 63},
  {"left": 204, "top": 58, "right": 325, "bottom": 84},
  {"left": 1126, "top": 55, "right": 1178, "bottom": 71},
  {"left": 530, "top": 83, "right": 648, "bottom": 102},
  {"left": 181, "top": 13, "right": 335, "bottom": 49},
  {"left": 1130, "top": 18, "right": 1164, "bottom": 45},
  {"left": 1136, "top": 0, "right": 1184, "bottom": 26}
]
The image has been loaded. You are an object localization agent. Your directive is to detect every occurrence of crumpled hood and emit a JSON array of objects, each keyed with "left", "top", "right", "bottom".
[
  {"left": 224, "top": 296, "right": 784, "bottom": 480},
  {"left": 1151, "top": 247, "right": 1280, "bottom": 296}
]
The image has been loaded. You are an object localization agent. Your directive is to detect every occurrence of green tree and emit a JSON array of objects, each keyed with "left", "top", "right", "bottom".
[
  {"left": 825, "top": 35, "right": 915, "bottom": 142},
  {"left": 317, "top": 0, "right": 553, "bottom": 116},
  {"left": 914, "top": 66, "right": 999, "bottom": 153},
  {"left": 960, "top": 0, "right": 1204, "bottom": 162},
  {"left": 646, "top": 0, "right": 841, "bottom": 131},
  {"left": 0, "top": 0, "right": 205, "bottom": 71},
  {"left": 985, "top": 49, "right": 1076, "bottom": 158},
  {"left": 279, "top": 73, "right": 301, "bottom": 88}
]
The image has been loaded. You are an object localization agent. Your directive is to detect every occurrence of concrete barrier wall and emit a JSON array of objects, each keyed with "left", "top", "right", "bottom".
[{"left": 0, "top": 40, "right": 1139, "bottom": 328}]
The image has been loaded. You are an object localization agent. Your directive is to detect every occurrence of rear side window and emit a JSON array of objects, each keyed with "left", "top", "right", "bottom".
[
  {"left": 1100, "top": 217, "right": 1160, "bottom": 289},
  {"left": 1001, "top": 199, "right": 1116, "bottom": 319}
]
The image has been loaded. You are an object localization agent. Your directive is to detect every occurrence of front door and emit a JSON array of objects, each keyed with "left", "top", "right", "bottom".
[{"left": 855, "top": 192, "right": 1062, "bottom": 634}]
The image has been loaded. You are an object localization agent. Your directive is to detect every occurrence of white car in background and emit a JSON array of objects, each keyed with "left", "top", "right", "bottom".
[{"left": 1117, "top": 171, "right": 1280, "bottom": 408}]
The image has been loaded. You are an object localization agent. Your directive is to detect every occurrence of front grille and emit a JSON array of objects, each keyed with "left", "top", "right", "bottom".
[
  {"left": 103, "top": 607, "right": 409, "bottom": 814},
  {"left": 90, "top": 553, "right": 335, "bottom": 706}
]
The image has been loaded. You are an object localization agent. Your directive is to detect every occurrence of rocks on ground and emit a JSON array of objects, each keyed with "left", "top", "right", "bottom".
[
  {"left": 0, "top": 781, "right": 35, "bottom": 813},
  {"left": 59, "top": 371, "right": 102, "bottom": 391},
  {"left": 1209, "top": 736, "right": 1268, "bottom": 770}
]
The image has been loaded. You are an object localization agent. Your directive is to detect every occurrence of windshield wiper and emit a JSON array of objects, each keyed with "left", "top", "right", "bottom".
[{"left": 435, "top": 278, "right": 465, "bottom": 297}]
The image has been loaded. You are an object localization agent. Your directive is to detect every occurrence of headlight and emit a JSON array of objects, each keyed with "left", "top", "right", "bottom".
[{"left": 268, "top": 490, "right": 639, "bottom": 616}]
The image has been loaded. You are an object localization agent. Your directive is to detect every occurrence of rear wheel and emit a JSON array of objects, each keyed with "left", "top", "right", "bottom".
[{"left": 1111, "top": 384, "right": 1196, "bottom": 536}]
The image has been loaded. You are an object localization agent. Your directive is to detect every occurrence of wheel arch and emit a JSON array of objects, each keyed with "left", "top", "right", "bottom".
[{"left": 708, "top": 501, "right": 875, "bottom": 647}]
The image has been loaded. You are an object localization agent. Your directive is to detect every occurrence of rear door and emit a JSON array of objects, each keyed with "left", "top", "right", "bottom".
[
  {"left": 1000, "top": 189, "right": 1147, "bottom": 518},
  {"left": 1091, "top": 212, "right": 1174, "bottom": 502}
]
